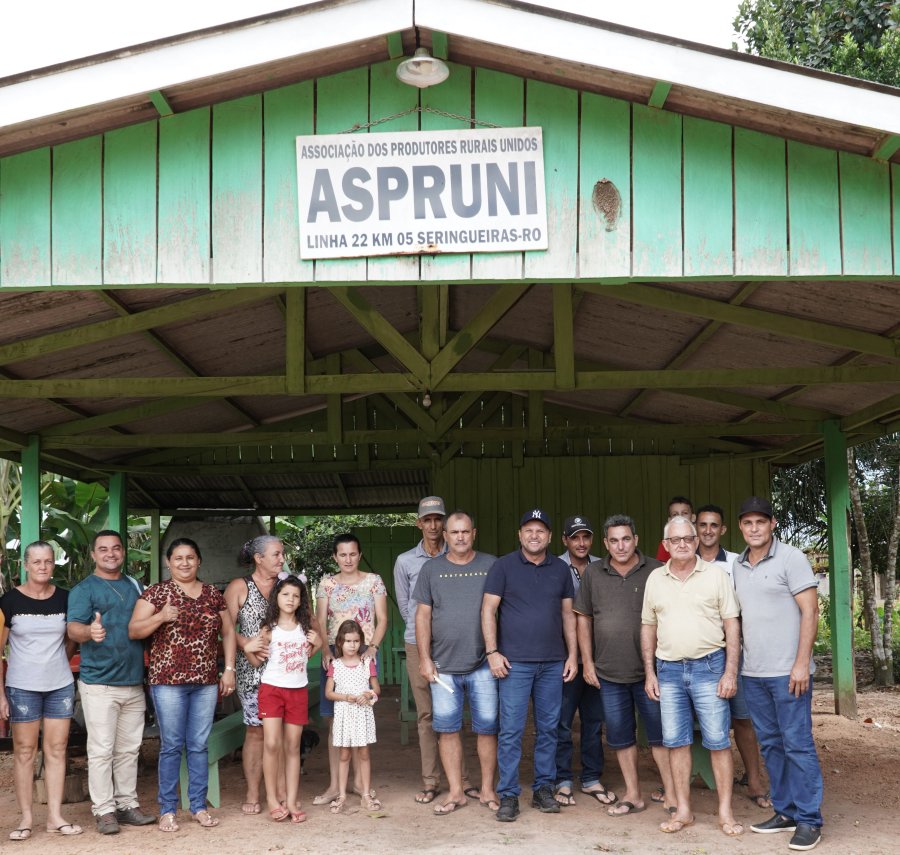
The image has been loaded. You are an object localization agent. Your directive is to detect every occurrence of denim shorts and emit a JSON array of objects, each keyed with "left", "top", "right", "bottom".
[
  {"left": 657, "top": 649, "right": 731, "bottom": 750},
  {"left": 6, "top": 683, "right": 76, "bottom": 723},
  {"left": 431, "top": 661, "right": 499, "bottom": 735},
  {"left": 599, "top": 678, "right": 663, "bottom": 749},
  {"left": 729, "top": 674, "right": 751, "bottom": 721}
]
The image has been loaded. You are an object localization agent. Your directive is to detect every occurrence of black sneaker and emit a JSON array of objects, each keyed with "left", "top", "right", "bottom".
[
  {"left": 751, "top": 813, "right": 797, "bottom": 834},
  {"left": 115, "top": 806, "right": 156, "bottom": 826},
  {"left": 531, "top": 786, "right": 561, "bottom": 813},
  {"left": 788, "top": 824, "right": 822, "bottom": 851},
  {"left": 496, "top": 796, "right": 520, "bottom": 822},
  {"left": 96, "top": 813, "right": 120, "bottom": 835}
]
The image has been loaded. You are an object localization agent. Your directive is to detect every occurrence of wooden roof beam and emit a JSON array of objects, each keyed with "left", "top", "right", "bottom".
[{"left": 580, "top": 283, "right": 900, "bottom": 359}]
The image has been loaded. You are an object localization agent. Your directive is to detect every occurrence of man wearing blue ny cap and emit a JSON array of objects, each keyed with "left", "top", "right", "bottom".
[{"left": 481, "top": 509, "right": 577, "bottom": 822}]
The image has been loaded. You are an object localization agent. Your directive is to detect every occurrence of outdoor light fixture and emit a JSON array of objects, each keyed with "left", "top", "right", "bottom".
[
  {"left": 421, "top": 391, "right": 432, "bottom": 408},
  {"left": 396, "top": 48, "right": 449, "bottom": 88}
]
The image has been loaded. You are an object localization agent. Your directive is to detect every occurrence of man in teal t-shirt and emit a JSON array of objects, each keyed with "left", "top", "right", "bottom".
[{"left": 67, "top": 530, "right": 155, "bottom": 834}]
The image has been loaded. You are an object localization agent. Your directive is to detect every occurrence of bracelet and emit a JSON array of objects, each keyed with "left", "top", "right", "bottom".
[
  {"left": 223, "top": 665, "right": 236, "bottom": 672},
  {"left": 485, "top": 649, "right": 498, "bottom": 656}
]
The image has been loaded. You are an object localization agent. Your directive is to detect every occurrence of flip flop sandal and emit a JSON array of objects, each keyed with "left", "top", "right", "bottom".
[
  {"left": 463, "top": 786, "right": 480, "bottom": 799},
  {"left": 554, "top": 786, "right": 576, "bottom": 806},
  {"left": 46, "top": 823, "right": 83, "bottom": 835},
  {"left": 608, "top": 801, "right": 646, "bottom": 817},
  {"left": 193, "top": 810, "right": 219, "bottom": 828},
  {"left": 480, "top": 799, "right": 500, "bottom": 812},
  {"left": 650, "top": 787, "right": 666, "bottom": 803},
  {"left": 158, "top": 813, "right": 179, "bottom": 833},
  {"left": 721, "top": 821, "right": 745, "bottom": 837},
  {"left": 660, "top": 817, "right": 695, "bottom": 833},
  {"left": 415, "top": 787, "right": 440, "bottom": 804},
  {"left": 748, "top": 792, "right": 772, "bottom": 808},
  {"left": 433, "top": 800, "right": 467, "bottom": 816},
  {"left": 269, "top": 806, "right": 290, "bottom": 822},
  {"left": 9, "top": 828, "right": 32, "bottom": 841},
  {"left": 241, "top": 802, "right": 261, "bottom": 814},
  {"left": 290, "top": 810, "right": 307, "bottom": 824},
  {"left": 582, "top": 784, "right": 617, "bottom": 805}
]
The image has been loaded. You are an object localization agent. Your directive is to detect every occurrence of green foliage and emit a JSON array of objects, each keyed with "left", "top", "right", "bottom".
[
  {"left": 735, "top": 0, "right": 900, "bottom": 86},
  {"left": 276, "top": 512, "right": 416, "bottom": 588},
  {"left": 815, "top": 594, "right": 900, "bottom": 654}
]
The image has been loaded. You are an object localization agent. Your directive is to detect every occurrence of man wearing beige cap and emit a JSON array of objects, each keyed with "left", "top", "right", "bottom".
[{"left": 394, "top": 497, "right": 473, "bottom": 804}]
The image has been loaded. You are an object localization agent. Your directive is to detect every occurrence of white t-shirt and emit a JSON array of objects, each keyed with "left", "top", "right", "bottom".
[{"left": 261, "top": 624, "right": 310, "bottom": 689}]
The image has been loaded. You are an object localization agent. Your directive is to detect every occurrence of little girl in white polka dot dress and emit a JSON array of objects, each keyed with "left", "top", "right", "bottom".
[{"left": 324, "top": 619, "right": 381, "bottom": 813}]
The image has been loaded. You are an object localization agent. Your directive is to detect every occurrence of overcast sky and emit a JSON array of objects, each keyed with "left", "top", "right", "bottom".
[{"left": 1, "top": 1, "right": 739, "bottom": 78}]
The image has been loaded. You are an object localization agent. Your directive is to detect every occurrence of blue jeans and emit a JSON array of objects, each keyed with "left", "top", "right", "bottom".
[
  {"left": 555, "top": 665, "right": 604, "bottom": 789},
  {"left": 151, "top": 683, "right": 219, "bottom": 814},
  {"left": 498, "top": 661, "right": 564, "bottom": 798},
  {"left": 657, "top": 649, "right": 731, "bottom": 750},
  {"left": 743, "top": 676, "right": 823, "bottom": 828}
]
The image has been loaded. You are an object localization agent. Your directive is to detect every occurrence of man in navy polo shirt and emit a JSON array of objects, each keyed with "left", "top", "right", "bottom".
[{"left": 481, "top": 509, "right": 577, "bottom": 822}]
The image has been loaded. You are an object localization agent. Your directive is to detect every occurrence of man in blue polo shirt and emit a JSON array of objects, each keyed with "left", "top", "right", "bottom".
[{"left": 481, "top": 509, "right": 577, "bottom": 822}]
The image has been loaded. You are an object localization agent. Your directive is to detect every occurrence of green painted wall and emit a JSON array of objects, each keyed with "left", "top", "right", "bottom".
[
  {"left": 2, "top": 63, "right": 897, "bottom": 287},
  {"left": 432, "top": 454, "right": 770, "bottom": 558}
]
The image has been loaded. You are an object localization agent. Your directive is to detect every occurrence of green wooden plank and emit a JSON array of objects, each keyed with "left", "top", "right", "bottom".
[
  {"left": 212, "top": 96, "right": 263, "bottom": 283},
  {"left": 787, "top": 141, "right": 841, "bottom": 276},
  {"left": 0, "top": 148, "right": 51, "bottom": 287},
  {"left": 632, "top": 105, "right": 682, "bottom": 277},
  {"left": 894, "top": 164, "right": 900, "bottom": 275},
  {"left": 421, "top": 62, "right": 473, "bottom": 282},
  {"left": 839, "top": 152, "right": 892, "bottom": 275},
  {"left": 104, "top": 122, "right": 157, "bottom": 284},
  {"left": 579, "top": 93, "right": 631, "bottom": 278},
  {"left": 158, "top": 108, "right": 211, "bottom": 284},
  {"left": 263, "top": 83, "right": 314, "bottom": 283},
  {"left": 367, "top": 60, "right": 420, "bottom": 282},
  {"left": 683, "top": 117, "right": 732, "bottom": 276},
  {"left": 734, "top": 128, "right": 787, "bottom": 275},
  {"left": 472, "top": 69, "right": 524, "bottom": 281},
  {"left": 524, "top": 80, "right": 578, "bottom": 280},
  {"left": 52, "top": 137, "right": 102, "bottom": 285},
  {"left": 314, "top": 68, "right": 369, "bottom": 283}
]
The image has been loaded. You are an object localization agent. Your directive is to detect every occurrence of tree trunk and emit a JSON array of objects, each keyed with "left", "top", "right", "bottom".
[
  {"left": 880, "top": 459, "right": 899, "bottom": 687},
  {"left": 848, "top": 449, "right": 890, "bottom": 685}
]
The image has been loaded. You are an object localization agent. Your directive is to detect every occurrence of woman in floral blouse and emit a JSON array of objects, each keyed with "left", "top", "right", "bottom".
[{"left": 312, "top": 533, "right": 387, "bottom": 806}]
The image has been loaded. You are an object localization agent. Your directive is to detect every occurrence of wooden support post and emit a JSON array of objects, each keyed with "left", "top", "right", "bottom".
[
  {"left": 20, "top": 436, "right": 41, "bottom": 579},
  {"left": 107, "top": 472, "right": 128, "bottom": 536},
  {"left": 823, "top": 419, "right": 857, "bottom": 718},
  {"left": 149, "top": 509, "right": 161, "bottom": 584}
]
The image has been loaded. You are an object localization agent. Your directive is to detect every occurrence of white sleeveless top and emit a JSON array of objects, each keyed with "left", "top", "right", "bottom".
[{"left": 261, "top": 624, "right": 309, "bottom": 689}]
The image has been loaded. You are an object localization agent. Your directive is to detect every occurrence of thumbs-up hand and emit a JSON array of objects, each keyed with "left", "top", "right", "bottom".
[
  {"left": 90, "top": 611, "right": 106, "bottom": 643},
  {"left": 160, "top": 595, "right": 179, "bottom": 624}
]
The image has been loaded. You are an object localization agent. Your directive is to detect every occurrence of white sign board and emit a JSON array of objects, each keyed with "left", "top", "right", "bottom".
[{"left": 296, "top": 127, "right": 548, "bottom": 259}]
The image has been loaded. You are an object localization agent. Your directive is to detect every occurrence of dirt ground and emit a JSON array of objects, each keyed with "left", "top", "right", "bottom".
[{"left": 1, "top": 681, "right": 898, "bottom": 855}]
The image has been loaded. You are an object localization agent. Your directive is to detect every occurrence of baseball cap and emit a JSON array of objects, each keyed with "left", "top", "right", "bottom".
[
  {"left": 520, "top": 509, "right": 552, "bottom": 529},
  {"left": 417, "top": 496, "right": 446, "bottom": 518},
  {"left": 738, "top": 496, "right": 774, "bottom": 519},
  {"left": 563, "top": 516, "right": 593, "bottom": 537}
]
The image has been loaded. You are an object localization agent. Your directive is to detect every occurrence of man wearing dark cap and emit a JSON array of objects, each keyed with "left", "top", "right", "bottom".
[
  {"left": 394, "top": 496, "right": 474, "bottom": 805},
  {"left": 553, "top": 516, "right": 615, "bottom": 808},
  {"left": 481, "top": 509, "right": 577, "bottom": 822},
  {"left": 733, "top": 497, "right": 824, "bottom": 852}
]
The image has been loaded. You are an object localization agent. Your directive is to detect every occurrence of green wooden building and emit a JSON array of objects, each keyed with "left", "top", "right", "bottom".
[{"left": 1, "top": 0, "right": 899, "bottom": 713}]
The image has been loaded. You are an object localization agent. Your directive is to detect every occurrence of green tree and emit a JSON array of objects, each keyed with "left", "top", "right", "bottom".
[{"left": 734, "top": 0, "right": 900, "bottom": 86}]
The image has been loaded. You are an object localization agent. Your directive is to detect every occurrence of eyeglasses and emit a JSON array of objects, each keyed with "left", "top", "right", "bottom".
[{"left": 665, "top": 535, "right": 697, "bottom": 546}]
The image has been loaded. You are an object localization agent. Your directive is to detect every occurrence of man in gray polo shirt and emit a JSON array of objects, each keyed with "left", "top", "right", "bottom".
[
  {"left": 574, "top": 514, "right": 673, "bottom": 817},
  {"left": 733, "top": 496, "right": 823, "bottom": 852},
  {"left": 414, "top": 511, "right": 499, "bottom": 815},
  {"left": 394, "top": 496, "right": 473, "bottom": 805}
]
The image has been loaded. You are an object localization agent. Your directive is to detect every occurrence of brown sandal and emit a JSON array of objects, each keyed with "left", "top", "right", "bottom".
[
  {"left": 158, "top": 813, "right": 179, "bottom": 833},
  {"left": 193, "top": 810, "right": 219, "bottom": 828}
]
